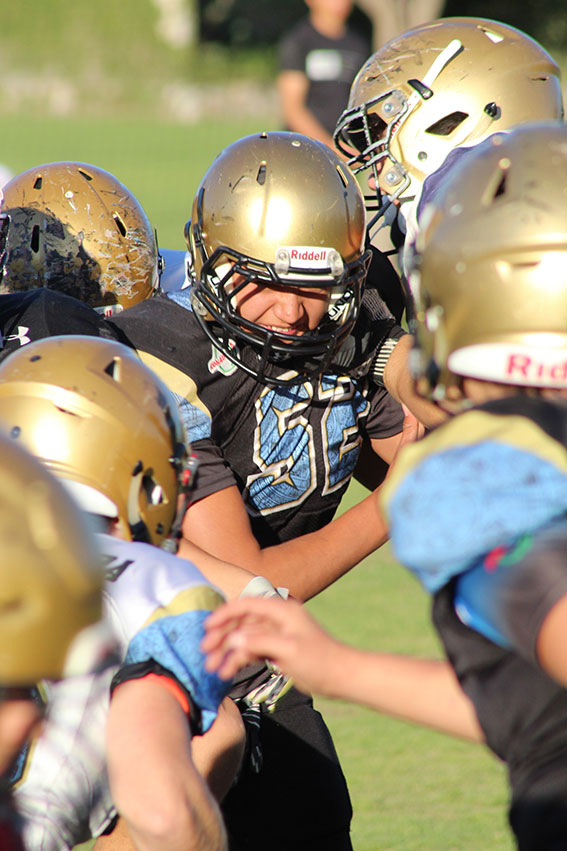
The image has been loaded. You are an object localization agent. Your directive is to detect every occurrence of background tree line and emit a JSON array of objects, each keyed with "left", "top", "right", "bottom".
[{"left": 198, "top": 0, "right": 566, "bottom": 53}]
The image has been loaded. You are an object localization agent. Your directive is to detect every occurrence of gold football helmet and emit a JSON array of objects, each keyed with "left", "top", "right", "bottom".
[
  {"left": 187, "top": 131, "right": 369, "bottom": 385},
  {"left": 0, "top": 434, "right": 105, "bottom": 685},
  {"left": 0, "top": 336, "right": 196, "bottom": 548},
  {"left": 0, "top": 161, "right": 161, "bottom": 313},
  {"left": 409, "top": 122, "right": 567, "bottom": 400},
  {"left": 335, "top": 17, "right": 564, "bottom": 218}
]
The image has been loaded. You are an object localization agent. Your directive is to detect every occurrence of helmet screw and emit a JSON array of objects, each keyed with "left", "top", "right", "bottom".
[
  {"left": 385, "top": 169, "right": 402, "bottom": 186},
  {"left": 417, "top": 151, "right": 427, "bottom": 161}
]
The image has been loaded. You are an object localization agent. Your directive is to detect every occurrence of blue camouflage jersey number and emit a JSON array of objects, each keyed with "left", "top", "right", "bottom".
[{"left": 244, "top": 374, "right": 369, "bottom": 515}]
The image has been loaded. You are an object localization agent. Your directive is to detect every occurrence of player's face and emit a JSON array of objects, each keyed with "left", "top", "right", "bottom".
[{"left": 234, "top": 279, "right": 330, "bottom": 336}]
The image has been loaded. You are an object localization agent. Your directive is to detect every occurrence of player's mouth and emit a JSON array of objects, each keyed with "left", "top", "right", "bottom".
[{"left": 264, "top": 325, "right": 305, "bottom": 336}]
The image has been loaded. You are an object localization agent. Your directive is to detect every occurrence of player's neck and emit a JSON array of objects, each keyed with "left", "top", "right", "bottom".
[{"left": 310, "top": 12, "right": 347, "bottom": 39}]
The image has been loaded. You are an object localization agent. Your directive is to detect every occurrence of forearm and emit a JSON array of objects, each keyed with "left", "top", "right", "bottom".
[
  {"left": 256, "top": 488, "right": 388, "bottom": 601},
  {"left": 324, "top": 643, "right": 484, "bottom": 742},
  {"left": 107, "top": 680, "right": 227, "bottom": 851},
  {"left": 203, "top": 597, "right": 484, "bottom": 742},
  {"left": 383, "top": 334, "right": 448, "bottom": 429},
  {"left": 190, "top": 697, "right": 245, "bottom": 803},
  {"left": 176, "top": 539, "right": 257, "bottom": 601},
  {"left": 183, "top": 484, "right": 388, "bottom": 603},
  {"left": 277, "top": 72, "right": 337, "bottom": 150}
]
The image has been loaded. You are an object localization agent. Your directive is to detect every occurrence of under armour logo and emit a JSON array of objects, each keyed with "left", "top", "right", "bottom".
[{"left": 5, "top": 325, "right": 31, "bottom": 346}]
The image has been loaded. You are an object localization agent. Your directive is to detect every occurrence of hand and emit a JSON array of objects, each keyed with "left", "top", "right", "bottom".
[
  {"left": 401, "top": 403, "right": 425, "bottom": 444},
  {"left": 202, "top": 597, "right": 344, "bottom": 697}
]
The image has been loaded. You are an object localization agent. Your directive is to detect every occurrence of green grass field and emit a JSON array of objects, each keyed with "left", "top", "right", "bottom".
[
  {"left": 2, "top": 112, "right": 514, "bottom": 851},
  {"left": 308, "top": 482, "right": 513, "bottom": 850}
]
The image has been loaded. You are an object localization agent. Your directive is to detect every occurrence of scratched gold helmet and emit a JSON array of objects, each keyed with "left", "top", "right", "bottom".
[
  {"left": 0, "top": 336, "right": 196, "bottom": 548},
  {"left": 187, "top": 131, "right": 369, "bottom": 385},
  {"left": 409, "top": 122, "right": 567, "bottom": 400},
  {"left": 0, "top": 434, "right": 106, "bottom": 686},
  {"left": 335, "top": 18, "right": 564, "bottom": 219},
  {"left": 0, "top": 161, "right": 161, "bottom": 313}
]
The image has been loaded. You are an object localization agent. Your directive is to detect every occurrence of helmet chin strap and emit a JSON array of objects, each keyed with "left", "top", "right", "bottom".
[{"left": 160, "top": 453, "right": 199, "bottom": 554}]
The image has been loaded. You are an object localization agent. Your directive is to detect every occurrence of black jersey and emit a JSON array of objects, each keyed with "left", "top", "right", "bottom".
[
  {"left": 365, "top": 244, "right": 406, "bottom": 324},
  {"left": 109, "top": 290, "right": 403, "bottom": 547},
  {"left": 433, "top": 574, "right": 567, "bottom": 851},
  {"left": 0, "top": 289, "right": 113, "bottom": 363}
]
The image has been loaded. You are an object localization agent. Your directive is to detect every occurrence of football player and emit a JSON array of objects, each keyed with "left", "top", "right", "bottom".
[
  {"left": 203, "top": 122, "right": 567, "bottom": 851},
  {"left": 107, "top": 130, "right": 406, "bottom": 850},
  {"left": 0, "top": 435, "right": 108, "bottom": 850},
  {"left": 335, "top": 16, "right": 564, "bottom": 272},
  {"left": 332, "top": 16, "right": 565, "bottom": 418},
  {"left": 0, "top": 335, "right": 245, "bottom": 851},
  {"left": 0, "top": 161, "right": 162, "bottom": 315},
  {"left": 382, "top": 120, "right": 567, "bottom": 850}
]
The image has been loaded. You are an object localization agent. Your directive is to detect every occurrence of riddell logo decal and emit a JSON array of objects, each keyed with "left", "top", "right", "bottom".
[
  {"left": 506, "top": 354, "right": 567, "bottom": 383},
  {"left": 208, "top": 343, "right": 238, "bottom": 376},
  {"left": 282, "top": 246, "right": 332, "bottom": 269},
  {"left": 290, "top": 249, "right": 328, "bottom": 262}
]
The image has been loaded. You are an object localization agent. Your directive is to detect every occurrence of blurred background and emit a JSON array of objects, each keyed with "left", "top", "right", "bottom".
[
  {"left": 1, "top": 0, "right": 565, "bottom": 250},
  {"left": 1, "top": 1, "right": 564, "bottom": 126},
  {"left": 2, "top": 3, "right": 564, "bottom": 848}
]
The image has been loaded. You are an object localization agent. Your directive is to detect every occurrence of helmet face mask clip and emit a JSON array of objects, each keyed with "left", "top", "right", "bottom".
[{"left": 335, "top": 89, "right": 413, "bottom": 234}]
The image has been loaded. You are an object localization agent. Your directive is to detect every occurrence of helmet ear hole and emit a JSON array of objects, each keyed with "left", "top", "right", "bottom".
[
  {"left": 492, "top": 174, "right": 508, "bottom": 200},
  {"left": 256, "top": 163, "right": 267, "bottom": 185},
  {"left": 482, "top": 161, "right": 510, "bottom": 205},
  {"left": 113, "top": 213, "right": 127, "bottom": 237},
  {"left": 31, "top": 225, "right": 41, "bottom": 254},
  {"left": 425, "top": 112, "right": 469, "bottom": 136},
  {"left": 103, "top": 357, "right": 121, "bottom": 382},
  {"left": 141, "top": 471, "right": 164, "bottom": 506}
]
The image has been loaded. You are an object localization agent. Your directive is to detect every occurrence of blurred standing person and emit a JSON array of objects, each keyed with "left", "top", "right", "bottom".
[{"left": 278, "top": 0, "right": 370, "bottom": 150}]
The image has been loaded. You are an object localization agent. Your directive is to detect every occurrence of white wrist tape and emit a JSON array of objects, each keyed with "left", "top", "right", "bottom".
[{"left": 239, "top": 576, "right": 289, "bottom": 600}]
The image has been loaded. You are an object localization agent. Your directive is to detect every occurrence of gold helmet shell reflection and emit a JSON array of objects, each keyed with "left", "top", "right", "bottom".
[
  {"left": 0, "top": 336, "right": 194, "bottom": 547},
  {"left": 0, "top": 434, "right": 104, "bottom": 685},
  {"left": 335, "top": 18, "right": 564, "bottom": 210},
  {"left": 409, "top": 122, "right": 567, "bottom": 399},
  {"left": 0, "top": 161, "right": 161, "bottom": 313}
]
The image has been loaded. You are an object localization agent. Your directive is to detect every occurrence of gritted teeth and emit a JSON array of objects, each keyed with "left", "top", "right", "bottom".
[{"left": 265, "top": 325, "right": 303, "bottom": 335}]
